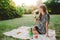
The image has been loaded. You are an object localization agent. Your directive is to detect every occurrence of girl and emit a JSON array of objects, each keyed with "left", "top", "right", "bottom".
[{"left": 32, "top": 4, "right": 50, "bottom": 37}]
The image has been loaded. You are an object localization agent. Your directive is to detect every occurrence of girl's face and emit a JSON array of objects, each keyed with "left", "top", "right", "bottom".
[{"left": 39, "top": 8, "right": 43, "bottom": 13}]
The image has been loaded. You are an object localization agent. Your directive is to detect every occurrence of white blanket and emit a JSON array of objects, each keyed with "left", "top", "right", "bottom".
[{"left": 3, "top": 26, "right": 56, "bottom": 40}]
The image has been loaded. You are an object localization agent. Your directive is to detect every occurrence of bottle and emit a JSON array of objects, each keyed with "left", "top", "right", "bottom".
[{"left": 29, "top": 28, "right": 33, "bottom": 39}]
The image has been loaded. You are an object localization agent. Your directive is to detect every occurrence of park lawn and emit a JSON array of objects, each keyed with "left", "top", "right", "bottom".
[{"left": 0, "top": 14, "right": 60, "bottom": 40}]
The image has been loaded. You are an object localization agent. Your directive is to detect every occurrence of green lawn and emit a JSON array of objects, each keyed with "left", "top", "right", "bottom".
[{"left": 0, "top": 14, "right": 60, "bottom": 40}]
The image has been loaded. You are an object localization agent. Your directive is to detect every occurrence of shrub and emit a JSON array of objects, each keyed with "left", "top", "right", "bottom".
[{"left": 0, "top": 0, "right": 23, "bottom": 20}]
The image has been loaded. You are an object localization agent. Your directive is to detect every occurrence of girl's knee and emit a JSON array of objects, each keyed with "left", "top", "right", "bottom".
[{"left": 32, "top": 27, "right": 36, "bottom": 31}]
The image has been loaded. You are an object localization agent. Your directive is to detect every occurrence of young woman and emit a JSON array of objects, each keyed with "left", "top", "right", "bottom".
[{"left": 32, "top": 4, "right": 50, "bottom": 37}]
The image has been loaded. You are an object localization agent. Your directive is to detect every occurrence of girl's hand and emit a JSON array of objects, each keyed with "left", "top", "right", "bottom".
[
  {"left": 34, "top": 18, "right": 38, "bottom": 22},
  {"left": 34, "top": 18, "right": 37, "bottom": 22}
]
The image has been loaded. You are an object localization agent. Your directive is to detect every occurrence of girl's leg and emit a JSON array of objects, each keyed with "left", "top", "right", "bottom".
[{"left": 32, "top": 27, "right": 39, "bottom": 35}]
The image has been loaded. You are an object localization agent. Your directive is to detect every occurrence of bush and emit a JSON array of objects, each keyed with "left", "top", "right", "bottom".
[
  {"left": 44, "top": 0, "right": 60, "bottom": 14},
  {"left": 0, "top": 0, "right": 23, "bottom": 20},
  {"left": 18, "top": 5, "right": 36, "bottom": 14}
]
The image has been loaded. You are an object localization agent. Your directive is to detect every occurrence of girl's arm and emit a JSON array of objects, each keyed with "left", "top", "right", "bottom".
[
  {"left": 46, "top": 22, "right": 49, "bottom": 37},
  {"left": 34, "top": 11, "right": 37, "bottom": 22},
  {"left": 34, "top": 17, "right": 38, "bottom": 22},
  {"left": 33, "top": 10, "right": 40, "bottom": 22},
  {"left": 33, "top": 11, "right": 38, "bottom": 22}
]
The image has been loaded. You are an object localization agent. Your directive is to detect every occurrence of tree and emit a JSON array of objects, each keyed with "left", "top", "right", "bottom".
[
  {"left": 0, "top": 0, "right": 23, "bottom": 20},
  {"left": 44, "top": 0, "right": 60, "bottom": 14}
]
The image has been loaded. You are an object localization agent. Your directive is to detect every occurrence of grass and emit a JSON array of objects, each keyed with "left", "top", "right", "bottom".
[{"left": 0, "top": 14, "right": 60, "bottom": 40}]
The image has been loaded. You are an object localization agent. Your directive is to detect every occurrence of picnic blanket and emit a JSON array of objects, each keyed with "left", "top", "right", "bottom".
[{"left": 3, "top": 26, "right": 56, "bottom": 40}]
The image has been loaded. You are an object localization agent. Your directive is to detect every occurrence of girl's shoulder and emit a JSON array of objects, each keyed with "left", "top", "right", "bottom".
[{"left": 45, "top": 13, "right": 50, "bottom": 19}]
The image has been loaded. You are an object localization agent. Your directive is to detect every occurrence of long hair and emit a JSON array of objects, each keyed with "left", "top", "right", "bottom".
[{"left": 39, "top": 4, "right": 48, "bottom": 20}]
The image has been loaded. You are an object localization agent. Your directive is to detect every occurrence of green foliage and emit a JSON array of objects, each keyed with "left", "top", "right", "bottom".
[
  {"left": 0, "top": 0, "right": 35, "bottom": 20},
  {"left": 17, "top": 6, "right": 32, "bottom": 14},
  {"left": 16, "top": 6, "right": 25, "bottom": 16},
  {"left": 0, "top": 0, "right": 23, "bottom": 20},
  {"left": 24, "top": 7, "right": 32, "bottom": 14},
  {"left": 44, "top": 0, "right": 60, "bottom": 14}
]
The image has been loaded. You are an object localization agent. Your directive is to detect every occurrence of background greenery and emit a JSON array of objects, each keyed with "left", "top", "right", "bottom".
[
  {"left": 0, "top": 0, "right": 60, "bottom": 20},
  {"left": 0, "top": 0, "right": 35, "bottom": 20},
  {"left": 0, "top": 0, "right": 24, "bottom": 20},
  {"left": 44, "top": 0, "right": 60, "bottom": 14}
]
